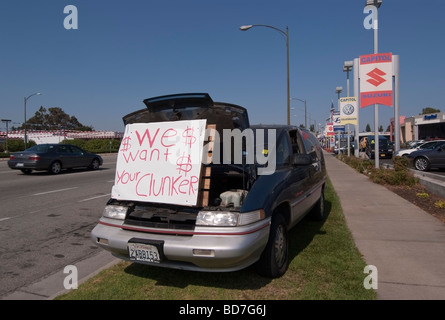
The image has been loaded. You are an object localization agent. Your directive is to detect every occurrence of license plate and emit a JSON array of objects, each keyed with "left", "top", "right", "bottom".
[
  {"left": 128, "top": 242, "right": 161, "bottom": 263},
  {"left": 16, "top": 163, "right": 24, "bottom": 168},
  {"left": 380, "top": 154, "right": 386, "bottom": 157}
]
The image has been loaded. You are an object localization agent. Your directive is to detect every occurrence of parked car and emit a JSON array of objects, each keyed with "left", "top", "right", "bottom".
[
  {"left": 407, "top": 141, "right": 445, "bottom": 171},
  {"left": 363, "top": 135, "right": 393, "bottom": 159},
  {"left": 395, "top": 140, "right": 445, "bottom": 158},
  {"left": 91, "top": 93, "right": 327, "bottom": 278},
  {"left": 8, "top": 143, "right": 103, "bottom": 174}
]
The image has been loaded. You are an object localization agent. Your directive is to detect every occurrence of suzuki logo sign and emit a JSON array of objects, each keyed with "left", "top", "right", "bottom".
[
  {"left": 359, "top": 53, "right": 393, "bottom": 108},
  {"left": 366, "top": 68, "right": 386, "bottom": 87}
]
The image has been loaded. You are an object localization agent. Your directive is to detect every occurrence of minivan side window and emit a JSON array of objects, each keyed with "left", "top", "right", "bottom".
[
  {"left": 289, "top": 129, "right": 304, "bottom": 155},
  {"left": 275, "top": 133, "right": 292, "bottom": 167}
]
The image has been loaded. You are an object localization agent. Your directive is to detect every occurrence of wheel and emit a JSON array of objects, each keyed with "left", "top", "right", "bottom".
[
  {"left": 256, "top": 213, "right": 288, "bottom": 278},
  {"left": 89, "top": 158, "right": 100, "bottom": 170},
  {"left": 49, "top": 161, "right": 62, "bottom": 174},
  {"left": 21, "top": 169, "right": 32, "bottom": 175},
  {"left": 309, "top": 190, "right": 325, "bottom": 221},
  {"left": 414, "top": 157, "right": 430, "bottom": 171}
]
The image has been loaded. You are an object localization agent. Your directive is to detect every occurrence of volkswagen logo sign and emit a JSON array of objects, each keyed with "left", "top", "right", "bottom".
[{"left": 342, "top": 104, "right": 355, "bottom": 115}]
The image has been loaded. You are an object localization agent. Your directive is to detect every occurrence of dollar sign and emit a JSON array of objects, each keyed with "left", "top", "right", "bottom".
[
  {"left": 182, "top": 127, "right": 196, "bottom": 148},
  {"left": 121, "top": 136, "right": 132, "bottom": 152},
  {"left": 176, "top": 153, "right": 193, "bottom": 176}
]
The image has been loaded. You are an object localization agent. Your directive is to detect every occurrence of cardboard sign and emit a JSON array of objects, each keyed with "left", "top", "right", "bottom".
[{"left": 111, "top": 120, "right": 207, "bottom": 206}]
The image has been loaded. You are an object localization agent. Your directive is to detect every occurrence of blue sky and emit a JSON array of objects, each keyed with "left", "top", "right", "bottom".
[{"left": 1, "top": 0, "right": 444, "bottom": 133}]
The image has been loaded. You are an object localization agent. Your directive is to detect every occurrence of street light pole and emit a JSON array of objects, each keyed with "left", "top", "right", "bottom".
[
  {"left": 336, "top": 86, "right": 343, "bottom": 152},
  {"left": 366, "top": 0, "right": 382, "bottom": 168},
  {"left": 240, "top": 24, "right": 291, "bottom": 125},
  {"left": 291, "top": 98, "right": 307, "bottom": 128},
  {"left": 24, "top": 92, "right": 41, "bottom": 149},
  {"left": 343, "top": 61, "right": 353, "bottom": 156}
]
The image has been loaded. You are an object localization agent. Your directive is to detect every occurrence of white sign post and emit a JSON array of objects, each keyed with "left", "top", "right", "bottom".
[{"left": 111, "top": 120, "right": 207, "bottom": 206}]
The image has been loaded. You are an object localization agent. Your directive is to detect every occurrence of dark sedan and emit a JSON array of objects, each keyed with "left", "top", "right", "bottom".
[
  {"left": 407, "top": 141, "right": 445, "bottom": 171},
  {"left": 8, "top": 144, "right": 103, "bottom": 174}
]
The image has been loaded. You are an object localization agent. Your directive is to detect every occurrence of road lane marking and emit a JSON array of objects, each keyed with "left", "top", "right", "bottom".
[
  {"left": 33, "top": 187, "right": 78, "bottom": 196},
  {"left": 78, "top": 194, "right": 111, "bottom": 202},
  {"left": 0, "top": 217, "right": 12, "bottom": 222}
]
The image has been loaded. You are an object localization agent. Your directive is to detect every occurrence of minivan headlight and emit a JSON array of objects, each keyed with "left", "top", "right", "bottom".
[
  {"left": 103, "top": 205, "right": 128, "bottom": 220},
  {"left": 197, "top": 211, "right": 238, "bottom": 226},
  {"left": 196, "top": 210, "right": 265, "bottom": 227}
]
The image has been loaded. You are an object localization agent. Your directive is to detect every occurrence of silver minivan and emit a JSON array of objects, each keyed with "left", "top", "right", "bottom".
[{"left": 91, "top": 93, "right": 326, "bottom": 278}]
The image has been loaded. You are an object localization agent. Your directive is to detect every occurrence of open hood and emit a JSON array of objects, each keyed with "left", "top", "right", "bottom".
[{"left": 122, "top": 93, "right": 250, "bottom": 132}]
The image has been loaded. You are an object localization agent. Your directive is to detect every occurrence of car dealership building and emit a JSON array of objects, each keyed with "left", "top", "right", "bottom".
[{"left": 395, "top": 112, "right": 445, "bottom": 143}]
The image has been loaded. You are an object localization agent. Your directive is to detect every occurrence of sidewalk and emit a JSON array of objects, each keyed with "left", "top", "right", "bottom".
[{"left": 324, "top": 151, "right": 445, "bottom": 300}]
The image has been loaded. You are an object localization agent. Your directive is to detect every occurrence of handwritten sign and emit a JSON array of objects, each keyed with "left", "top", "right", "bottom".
[{"left": 111, "top": 120, "right": 207, "bottom": 206}]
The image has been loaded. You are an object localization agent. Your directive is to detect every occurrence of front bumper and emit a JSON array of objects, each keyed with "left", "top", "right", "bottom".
[{"left": 91, "top": 217, "right": 271, "bottom": 272}]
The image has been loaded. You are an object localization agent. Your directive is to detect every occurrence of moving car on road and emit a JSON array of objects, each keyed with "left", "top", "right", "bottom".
[
  {"left": 91, "top": 93, "right": 327, "bottom": 278},
  {"left": 8, "top": 143, "right": 103, "bottom": 174},
  {"left": 407, "top": 140, "right": 445, "bottom": 171}
]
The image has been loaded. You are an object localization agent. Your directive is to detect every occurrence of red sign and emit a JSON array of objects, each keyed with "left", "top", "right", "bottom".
[
  {"left": 326, "top": 122, "right": 334, "bottom": 136},
  {"left": 359, "top": 53, "right": 393, "bottom": 108}
]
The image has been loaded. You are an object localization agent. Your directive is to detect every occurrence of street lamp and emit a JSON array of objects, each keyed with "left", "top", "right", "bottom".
[
  {"left": 24, "top": 92, "right": 41, "bottom": 149},
  {"left": 240, "top": 24, "right": 291, "bottom": 125},
  {"left": 290, "top": 98, "right": 307, "bottom": 129},
  {"left": 365, "top": 0, "right": 382, "bottom": 168},
  {"left": 343, "top": 61, "right": 354, "bottom": 157},
  {"left": 366, "top": 0, "right": 382, "bottom": 8},
  {"left": 335, "top": 87, "right": 343, "bottom": 99},
  {"left": 343, "top": 61, "right": 353, "bottom": 96},
  {"left": 335, "top": 87, "right": 343, "bottom": 151}
]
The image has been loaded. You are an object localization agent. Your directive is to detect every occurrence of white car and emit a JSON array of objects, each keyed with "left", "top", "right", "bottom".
[{"left": 395, "top": 140, "right": 445, "bottom": 157}]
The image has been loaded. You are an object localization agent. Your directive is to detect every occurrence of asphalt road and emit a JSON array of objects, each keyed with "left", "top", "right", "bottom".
[{"left": 0, "top": 154, "right": 117, "bottom": 298}]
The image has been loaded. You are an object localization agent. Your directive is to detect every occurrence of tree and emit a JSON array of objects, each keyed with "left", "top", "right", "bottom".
[
  {"left": 378, "top": 125, "right": 383, "bottom": 132},
  {"left": 23, "top": 106, "right": 93, "bottom": 131},
  {"left": 366, "top": 124, "right": 371, "bottom": 132},
  {"left": 421, "top": 107, "right": 440, "bottom": 114}
]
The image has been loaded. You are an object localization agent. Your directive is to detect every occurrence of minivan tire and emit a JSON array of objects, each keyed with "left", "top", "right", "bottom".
[{"left": 256, "top": 213, "right": 288, "bottom": 278}]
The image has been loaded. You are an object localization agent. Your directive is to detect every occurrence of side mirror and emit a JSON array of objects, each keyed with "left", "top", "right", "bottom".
[{"left": 292, "top": 153, "right": 312, "bottom": 166}]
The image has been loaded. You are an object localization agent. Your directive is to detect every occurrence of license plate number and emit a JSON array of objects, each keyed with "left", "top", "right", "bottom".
[
  {"left": 128, "top": 243, "right": 161, "bottom": 263},
  {"left": 16, "top": 163, "right": 24, "bottom": 168}
]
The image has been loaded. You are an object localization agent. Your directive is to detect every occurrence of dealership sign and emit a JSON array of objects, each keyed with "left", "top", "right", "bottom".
[
  {"left": 332, "top": 111, "right": 345, "bottom": 132},
  {"left": 326, "top": 122, "right": 334, "bottom": 136},
  {"left": 339, "top": 97, "right": 358, "bottom": 125},
  {"left": 359, "top": 53, "right": 393, "bottom": 108}
]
